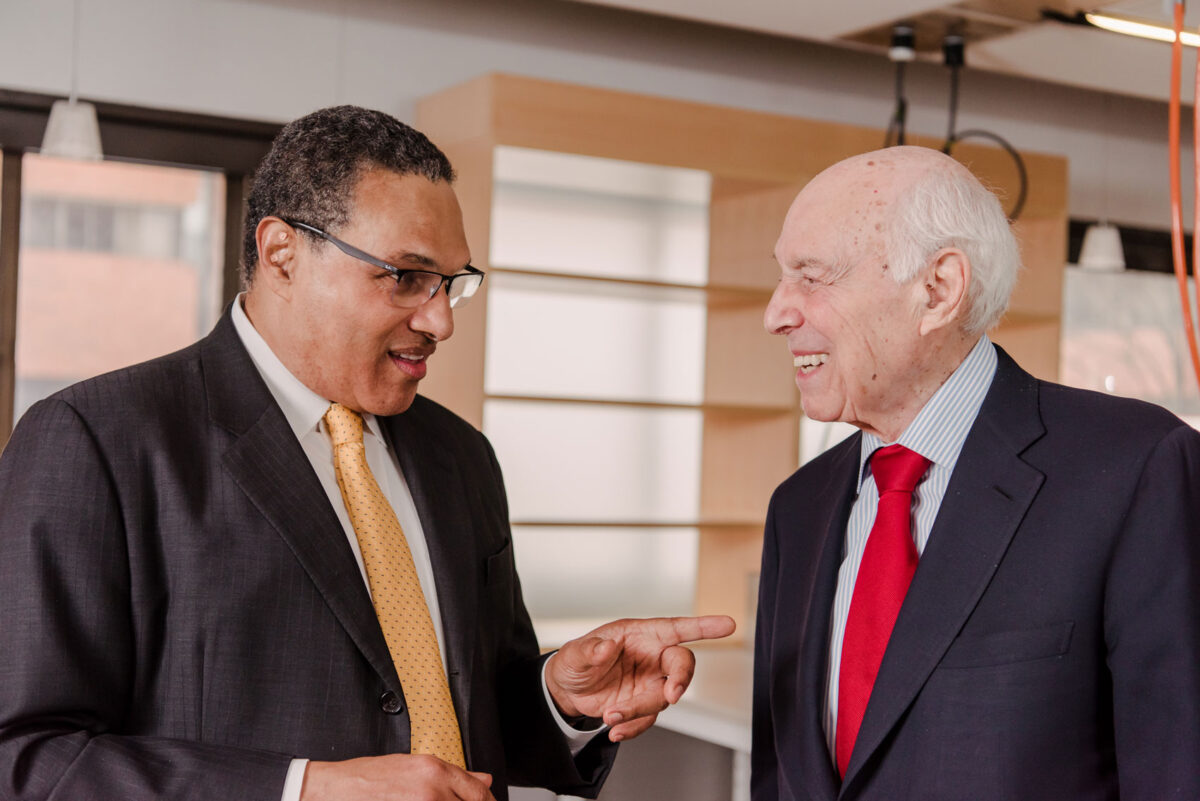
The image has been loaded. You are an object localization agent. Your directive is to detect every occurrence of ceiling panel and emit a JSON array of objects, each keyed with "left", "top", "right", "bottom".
[
  {"left": 555, "top": 0, "right": 1200, "bottom": 102},
  {"left": 554, "top": 0, "right": 953, "bottom": 40},
  {"left": 970, "top": 20, "right": 1188, "bottom": 104}
]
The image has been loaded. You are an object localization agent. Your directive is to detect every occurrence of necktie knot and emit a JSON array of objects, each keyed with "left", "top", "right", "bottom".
[
  {"left": 325, "top": 403, "right": 364, "bottom": 448},
  {"left": 870, "top": 444, "right": 931, "bottom": 495}
]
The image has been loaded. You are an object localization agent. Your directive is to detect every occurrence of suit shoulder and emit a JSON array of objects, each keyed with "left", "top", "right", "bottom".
[
  {"left": 407, "top": 393, "right": 489, "bottom": 446},
  {"left": 1037, "top": 379, "right": 1192, "bottom": 445},
  {"left": 407, "top": 393, "right": 479, "bottom": 432},
  {"left": 50, "top": 339, "right": 206, "bottom": 417},
  {"left": 4, "top": 340, "right": 210, "bottom": 476},
  {"left": 1025, "top": 379, "right": 1200, "bottom": 484},
  {"left": 401, "top": 395, "right": 506, "bottom": 495}
]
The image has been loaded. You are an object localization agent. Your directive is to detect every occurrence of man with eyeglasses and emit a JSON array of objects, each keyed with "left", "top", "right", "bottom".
[{"left": 0, "top": 106, "right": 733, "bottom": 801}]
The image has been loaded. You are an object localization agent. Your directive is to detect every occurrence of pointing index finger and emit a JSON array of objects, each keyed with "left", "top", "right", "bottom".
[{"left": 652, "top": 614, "right": 737, "bottom": 646}]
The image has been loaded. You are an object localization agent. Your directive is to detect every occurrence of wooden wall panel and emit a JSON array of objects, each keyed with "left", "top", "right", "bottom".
[
  {"left": 1010, "top": 215, "right": 1069, "bottom": 320},
  {"left": 993, "top": 321, "right": 1062, "bottom": 381},
  {"left": 415, "top": 73, "right": 1068, "bottom": 632},
  {"left": 704, "top": 299, "right": 797, "bottom": 410},
  {"left": 695, "top": 525, "right": 766, "bottom": 646},
  {"left": 699, "top": 410, "right": 798, "bottom": 523},
  {"left": 709, "top": 178, "right": 805, "bottom": 290},
  {"left": 414, "top": 139, "right": 493, "bottom": 429}
]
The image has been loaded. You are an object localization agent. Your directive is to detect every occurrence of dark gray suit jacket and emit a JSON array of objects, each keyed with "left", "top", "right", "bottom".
[
  {"left": 0, "top": 312, "right": 615, "bottom": 801},
  {"left": 752, "top": 347, "right": 1200, "bottom": 800}
]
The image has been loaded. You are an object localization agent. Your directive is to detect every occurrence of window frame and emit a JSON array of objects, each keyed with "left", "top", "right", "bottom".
[{"left": 0, "top": 89, "right": 282, "bottom": 449}]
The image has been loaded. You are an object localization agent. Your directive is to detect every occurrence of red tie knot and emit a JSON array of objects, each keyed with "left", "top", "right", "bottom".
[{"left": 870, "top": 444, "right": 931, "bottom": 495}]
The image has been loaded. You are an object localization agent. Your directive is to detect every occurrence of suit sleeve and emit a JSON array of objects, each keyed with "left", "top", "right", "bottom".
[
  {"left": 750, "top": 492, "right": 781, "bottom": 801},
  {"left": 480, "top": 436, "right": 618, "bottom": 797},
  {"left": 0, "top": 398, "right": 290, "bottom": 801},
  {"left": 1105, "top": 423, "right": 1200, "bottom": 799}
]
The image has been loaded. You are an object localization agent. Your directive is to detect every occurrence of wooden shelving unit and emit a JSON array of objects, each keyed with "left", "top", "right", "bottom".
[{"left": 416, "top": 74, "right": 1068, "bottom": 644}]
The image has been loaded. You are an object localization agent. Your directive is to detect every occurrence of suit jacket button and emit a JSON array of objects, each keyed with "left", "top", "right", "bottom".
[{"left": 379, "top": 690, "right": 404, "bottom": 715}]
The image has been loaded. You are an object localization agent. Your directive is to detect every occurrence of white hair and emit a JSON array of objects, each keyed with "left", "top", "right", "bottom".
[{"left": 884, "top": 165, "right": 1021, "bottom": 335}]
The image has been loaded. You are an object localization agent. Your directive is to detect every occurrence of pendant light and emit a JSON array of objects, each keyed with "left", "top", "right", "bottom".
[{"left": 41, "top": 0, "right": 103, "bottom": 161}]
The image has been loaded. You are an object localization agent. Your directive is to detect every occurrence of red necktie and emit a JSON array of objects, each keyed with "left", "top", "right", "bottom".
[{"left": 835, "top": 444, "right": 931, "bottom": 778}]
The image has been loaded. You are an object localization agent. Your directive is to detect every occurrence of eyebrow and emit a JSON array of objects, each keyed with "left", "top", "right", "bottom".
[
  {"left": 384, "top": 250, "right": 474, "bottom": 276},
  {"left": 781, "top": 256, "right": 830, "bottom": 271},
  {"left": 388, "top": 251, "right": 438, "bottom": 269}
]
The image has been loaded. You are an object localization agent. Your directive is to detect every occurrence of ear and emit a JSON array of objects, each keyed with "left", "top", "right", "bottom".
[
  {"left": 917, "top": 247, "right": 970, "bottom": 336},
  {"left": 253, "top": 217, "right": 301, "bottom": 300}
]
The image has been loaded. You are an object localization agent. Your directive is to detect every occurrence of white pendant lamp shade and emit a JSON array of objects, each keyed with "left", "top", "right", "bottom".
[
  {"left": 41, "top": 98, "right": 103, "bottom": 161},
  {"left": 1078, "top": 223, "right": 1125, "bottom": 272},
  {"left": 41, "top": 0, "right": 102, "bottom": 161}
]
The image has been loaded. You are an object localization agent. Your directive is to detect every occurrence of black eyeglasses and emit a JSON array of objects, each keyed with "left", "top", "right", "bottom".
[{"left": 281, "top": 218, "right": 485, "bottom": 309}]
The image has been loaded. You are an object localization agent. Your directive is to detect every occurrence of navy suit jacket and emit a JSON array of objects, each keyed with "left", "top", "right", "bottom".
[
  {"left": 752, "top": 347, "right": 1200, "bottom": 800},
  {"left": 0, "top": 312, "right": 615, "bottom": 801}
]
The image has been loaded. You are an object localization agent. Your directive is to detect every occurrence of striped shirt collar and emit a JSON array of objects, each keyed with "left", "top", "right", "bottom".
[{"left": 857, "top": 336, "right": 998, "bottom": 488}]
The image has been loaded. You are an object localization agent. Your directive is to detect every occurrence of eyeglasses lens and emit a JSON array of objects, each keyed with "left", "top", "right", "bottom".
[
  {"left": 448, "top": 275, "right": 482, "bottom": 308},
  {"left": 389, "top": 271, "right": 483, "bottom": 309},
  {"left": 390, "top": 272, "right": 441, "bottom": 308}
]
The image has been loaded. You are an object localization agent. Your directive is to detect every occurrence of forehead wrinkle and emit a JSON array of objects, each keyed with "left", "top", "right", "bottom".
[
  {"left": 780, "top": 212, "right": 861, "bottom": 280},
  {"left": 783, "top": 156, "right": 901, "bottom": 277}
]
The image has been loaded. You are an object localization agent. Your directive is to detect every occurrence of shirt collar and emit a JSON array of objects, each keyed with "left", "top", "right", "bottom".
[
  {"left": 231, "top": 295, "right": 386, "bottom": 442},
  {"left": 856, "top": 335, "right": 998, "bottom": 488}
]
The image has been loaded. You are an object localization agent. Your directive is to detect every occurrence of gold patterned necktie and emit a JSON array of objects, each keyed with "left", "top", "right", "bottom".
[{"left": 324, "top": 402, "right": 465, "bottom": 767}]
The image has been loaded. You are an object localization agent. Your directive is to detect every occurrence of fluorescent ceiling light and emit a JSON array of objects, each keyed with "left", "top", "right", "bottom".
[{"left": 1085, "top": 11, "right": 1200, "bottom": 47}]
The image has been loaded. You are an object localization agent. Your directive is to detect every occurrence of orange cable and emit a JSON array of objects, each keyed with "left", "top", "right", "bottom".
[
  {"left": 1169, "top": 1, "right": 1200, "bottom": 390},
  {"left": 1191, "top": 3, "right": 1200, "bottom": 393}
]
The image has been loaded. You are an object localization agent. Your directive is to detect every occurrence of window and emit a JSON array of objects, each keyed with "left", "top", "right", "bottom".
[
  {"left": 0, "top": 90, "right": 279, "bottom": 447},
  {"left": 13, "top": 155, "right": 225, "bottom": 422},
  {"left": 1061, "top": 267, "right": 1200, "bottom": 428}
]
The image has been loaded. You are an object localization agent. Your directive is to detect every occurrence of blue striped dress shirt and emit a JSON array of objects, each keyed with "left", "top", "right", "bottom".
[{"left": 822, "top": 336, "right": 998, "bottom": 759}]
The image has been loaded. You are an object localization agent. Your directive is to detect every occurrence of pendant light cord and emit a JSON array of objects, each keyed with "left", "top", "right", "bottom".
[{"left": 68, "top": 0, "right": 81, "bottom": 104}]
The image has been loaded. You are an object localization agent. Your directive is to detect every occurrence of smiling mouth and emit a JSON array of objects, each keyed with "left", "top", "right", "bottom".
[
  {"left": 389, "top": 349, "right": 431, "bottom": 379},
  {"left": 793, "top": 353, "right": 828, "bottom": 374}
]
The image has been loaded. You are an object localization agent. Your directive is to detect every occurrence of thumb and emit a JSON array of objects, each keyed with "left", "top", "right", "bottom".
[
  {"left": 586, "top": 636, "right": 619, "bottom": 668},
  {"left": 469, "top": 771, "right": 493, "bottom": 787},
  {"left": 547, "top": 637, "right": 621, "bottom": 714},
  {"left": 560, "top": 635, "right": 619, "bottom": 674}
]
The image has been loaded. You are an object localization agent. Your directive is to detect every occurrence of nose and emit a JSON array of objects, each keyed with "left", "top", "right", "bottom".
[
  {"left": 763, "top": 282, "right": 802, "bottom": 335},
  {"left": 410, "top": 285, "right": 455, "bottom": 342}
]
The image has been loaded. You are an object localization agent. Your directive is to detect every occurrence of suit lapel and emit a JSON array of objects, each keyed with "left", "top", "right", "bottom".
[
  {"left": 840, "top": 349, "right": 1047, "bottom": 792},
  {"left": 381, "top": 404, "right": 480, "bottom": 750},
  {"left": 202, "top": 313, "right": 399, "bottom": 690},
  {"left": 782, "top": 435, "right": 860, "bottom": 801}
]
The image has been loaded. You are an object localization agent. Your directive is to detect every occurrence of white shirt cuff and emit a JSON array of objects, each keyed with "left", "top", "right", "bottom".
[
  {"left": 281, "top": 758, "right": 309, "bottom": 801},
  {"left": 541, "top": 653, "right": 607, "bottom": 756},
  {"left": 279, "top": 659, "right": 599, "bottom": 795}
]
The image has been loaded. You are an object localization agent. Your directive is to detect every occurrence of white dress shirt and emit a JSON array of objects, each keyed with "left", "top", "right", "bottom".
[
  {"left": 822, "top": 336, "right": 998, "bottom": 760},
  {"left": 228, "top": 300, "right": 596, "bottom": 801}
]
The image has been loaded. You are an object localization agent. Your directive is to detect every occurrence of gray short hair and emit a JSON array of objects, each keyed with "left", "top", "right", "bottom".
[{"left": 884, "top": 166, "right": 1021, "bottom": 335}]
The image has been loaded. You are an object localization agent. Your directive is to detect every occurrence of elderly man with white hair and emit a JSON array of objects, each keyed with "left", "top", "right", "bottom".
[{"left": 753, "top": 145, "right": 1200, "bottom": 800}]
